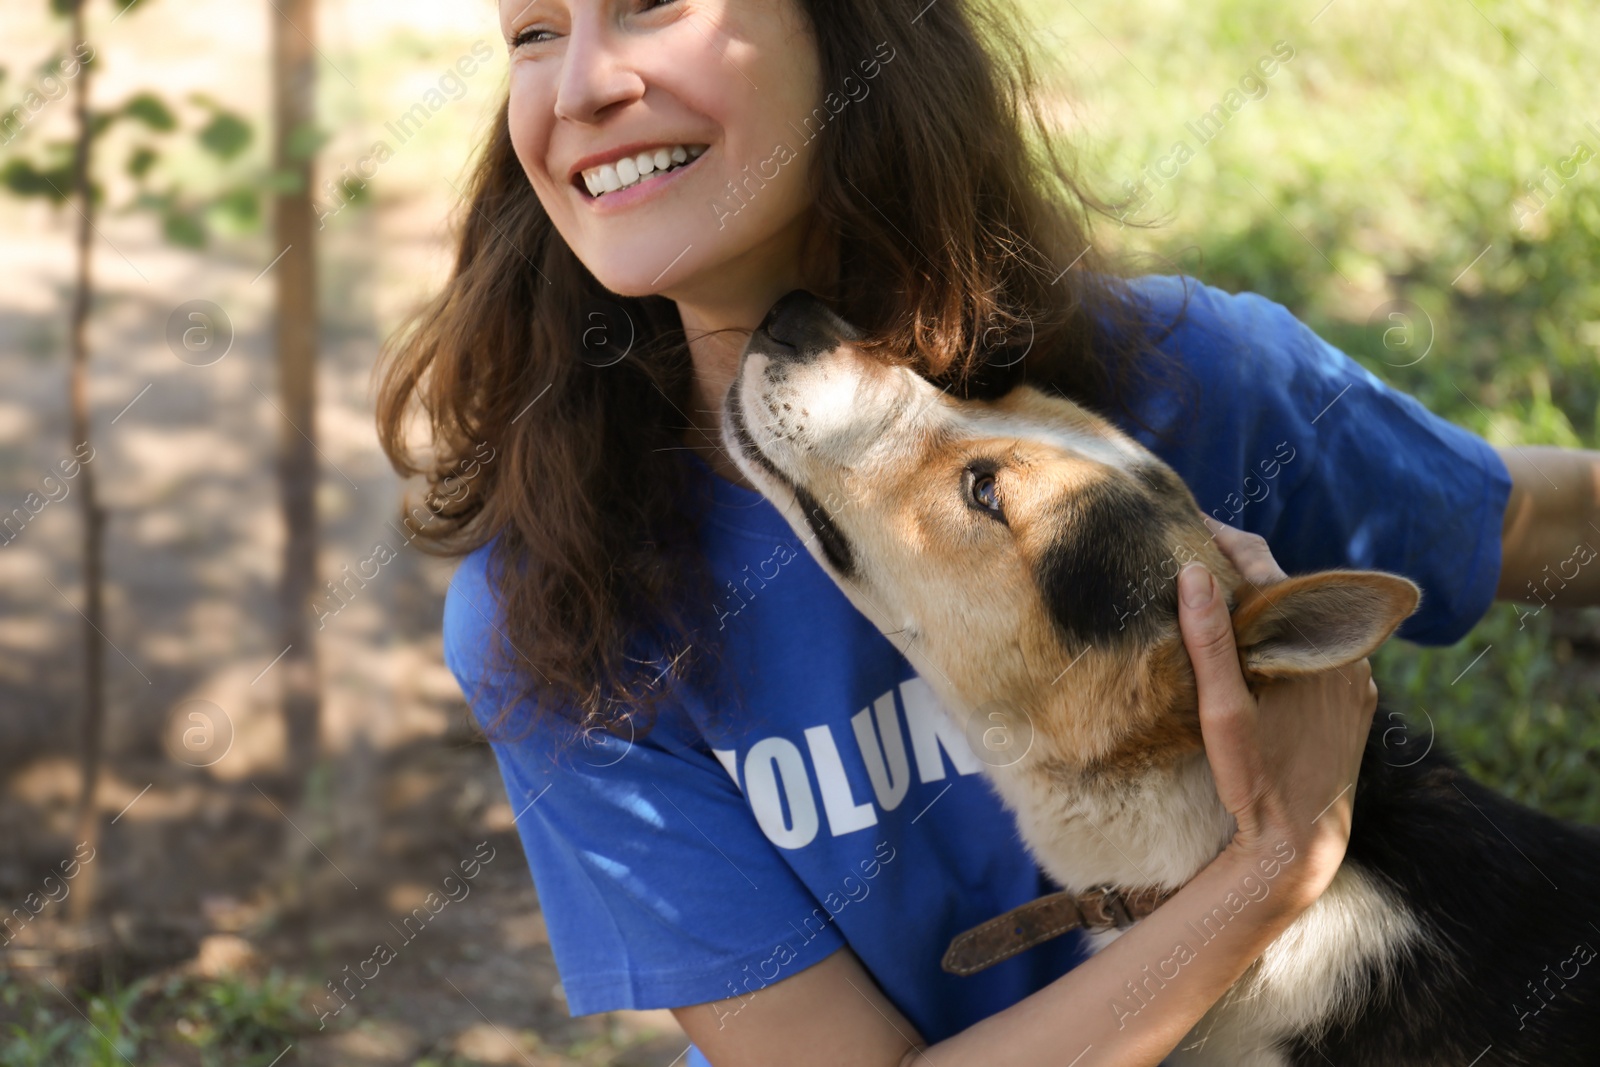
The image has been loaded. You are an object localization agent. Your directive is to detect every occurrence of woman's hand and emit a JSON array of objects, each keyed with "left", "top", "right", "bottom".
[{"left": 1178, "top": 519, "right": 1379, "bottom": 911}]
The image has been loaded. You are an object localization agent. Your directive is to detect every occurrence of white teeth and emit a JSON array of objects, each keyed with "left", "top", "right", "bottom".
[{"left": 580, "top": 144, "right": 707, "bottom": 198}]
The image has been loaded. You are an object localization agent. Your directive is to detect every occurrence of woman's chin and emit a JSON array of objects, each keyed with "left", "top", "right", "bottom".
[{"left": 583, "top": 251, "right": 706, "bottom": 301}]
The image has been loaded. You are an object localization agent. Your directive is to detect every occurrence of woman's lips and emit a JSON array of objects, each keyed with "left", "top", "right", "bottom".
[
  {"left": 576, "top": 142, "right": 708, "bottom": 196},
  {"left": 576, "top": 145, "right": 709, "bottom": 213}
]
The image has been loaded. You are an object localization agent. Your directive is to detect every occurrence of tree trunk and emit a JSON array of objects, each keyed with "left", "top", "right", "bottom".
[
  {"left": 271, "top": 0, "right": 321, "bottom": 787},
  {"left": 66, "top": 0, "right": 107, "bottom": 929}
]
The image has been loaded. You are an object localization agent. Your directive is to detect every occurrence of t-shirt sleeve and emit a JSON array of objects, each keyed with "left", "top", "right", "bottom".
[
  {"left": 1130, "top": 277, "right": 1512, "bottom": 646},
  {"left": 441, "top": 543, "right": 847, "bottom": 1015}
]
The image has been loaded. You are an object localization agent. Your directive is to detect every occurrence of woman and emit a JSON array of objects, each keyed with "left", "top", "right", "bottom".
[{"left": 376, "top": 0, "right": 1600, "bottom": 1063}]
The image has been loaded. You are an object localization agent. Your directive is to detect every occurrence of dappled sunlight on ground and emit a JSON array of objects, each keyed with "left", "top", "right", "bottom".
[{"left": 0, "top": 1, "right": 697, "bottom": 1062}]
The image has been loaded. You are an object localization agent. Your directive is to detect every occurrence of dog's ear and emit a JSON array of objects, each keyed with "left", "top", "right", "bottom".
[{"left": 1232, "top": 571, "right": 1420, "bottom": 680}]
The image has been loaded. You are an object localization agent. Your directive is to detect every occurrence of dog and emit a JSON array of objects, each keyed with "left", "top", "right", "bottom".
[{"left": 719, "top": 289, "right": 1600, "bottom": 1066}]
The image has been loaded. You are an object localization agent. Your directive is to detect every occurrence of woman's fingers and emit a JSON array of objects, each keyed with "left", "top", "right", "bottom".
[
  {"left": 1177, "top": 563, "right": 1246, "bottom": 709},
  {"left": 1202, "top": 515, "right": 1288, "bottom": 585},
  {"left": 1177, "top": 563, "right": 1255, "bottom": 745},
  {"left": 1177, "top": 561, "right": 1271, "bottom": 844}
]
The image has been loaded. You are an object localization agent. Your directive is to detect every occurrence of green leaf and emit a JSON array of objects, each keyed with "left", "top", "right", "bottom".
[
  {"left": 126, "top": 145, "right": 158, "bottom": 180},
  {"left": 335, "top": 174, "right": 370, "bottom": 206},
  {"left": 0, "top": 160, "right": 46, "bottom": 197},
  {"left": 39, "top": 138, "right": 76, "bottom": 162},
  {"left": 0, "top": 159, "right": 68, "bottom": 201},
  {"left": 33, "top": 52, "right": 68, "bottom": 81},
  {"left": 197, "top": 111, "right": 251, "bottom": 160},
  {"left": 285, "top": 121, "right": 328, "bottom": 162},
  {"left": 131, "top": 190, "right": 170, "bottom": 212},
  {"left": 162, "top": 207, "right": 206, "bottom": 248},
  {"left": 122, "top": 92, "right": 176, "bottom": 132},
  {"left": 263, "top": 167, "right": 305, "bottom": 195},
  {"left": 213, "top": 185, "right": 258, "bottom": 224}
]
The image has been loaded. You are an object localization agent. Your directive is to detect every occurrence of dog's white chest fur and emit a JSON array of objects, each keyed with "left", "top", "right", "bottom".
[{"left": 990, "top": 756, "right": 1425, "bottom": 1066}]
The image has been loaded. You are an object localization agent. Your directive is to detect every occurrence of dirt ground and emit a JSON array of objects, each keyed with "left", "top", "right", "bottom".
[
  {"left": 0, "top": 12, "right": 689, "bottom": 1049},
  {"left": 0, "top": 186, "right": 694, "bottom": 1063}
]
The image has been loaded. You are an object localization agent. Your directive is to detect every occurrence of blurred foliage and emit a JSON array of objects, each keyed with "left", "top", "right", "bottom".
[
  {"left": 48, "top": 0, "right": 140, "bottom": 14},
  {"left": 196, "top": 110, "right": 252, "bottom": 161},
  {"left": 1024, "top": 0, "right": 1599, "bottom": 820},
  {"left": 121, "top": 92, "right": 176, "bottom": 132},
  {"left": 0, "top": 971, "right": 315, "bottom": 1066},
  {"left": 1, "top": 975, "right": 148, "bottom": 1066},
  {"left": 164, "top": 970, "right": 315, "bottom": 1064},
  {"left": 0, "top": 16, "right": 259, "bottom": 248},
  {"left": 1374, "top": 604, "right": 1600, "bottom": 824}
]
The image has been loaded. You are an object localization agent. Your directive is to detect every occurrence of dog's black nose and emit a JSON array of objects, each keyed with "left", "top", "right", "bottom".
[{"left": 754, "top": 290, "right": 848, "bottom": 362}]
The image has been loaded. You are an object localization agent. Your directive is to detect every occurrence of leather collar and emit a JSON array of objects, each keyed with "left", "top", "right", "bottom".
[{"left": 941, "top": 884, "right": 1178, "bottom": 976}]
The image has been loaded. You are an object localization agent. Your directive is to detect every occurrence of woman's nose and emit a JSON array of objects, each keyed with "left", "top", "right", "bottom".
[{"left": 553, "top": 17, "right": 647, "bottom": 124}]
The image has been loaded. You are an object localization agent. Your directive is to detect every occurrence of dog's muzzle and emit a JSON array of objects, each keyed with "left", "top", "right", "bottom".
[
  {"left": 745, "top": 289, "right": 862, "bottom": 367},
  {"left": 725, "top": 290, "right": 862, "bottom": 579}
]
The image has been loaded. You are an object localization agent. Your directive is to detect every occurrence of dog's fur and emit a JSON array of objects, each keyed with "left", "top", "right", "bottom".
[{"left": 720, "top": 290, "right": 1600, "bottom": 1066}]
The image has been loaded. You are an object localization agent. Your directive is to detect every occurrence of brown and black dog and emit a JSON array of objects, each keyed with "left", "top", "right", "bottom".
[{"left": 720, "top": 290, "right": 1600, "bottom": 1066}]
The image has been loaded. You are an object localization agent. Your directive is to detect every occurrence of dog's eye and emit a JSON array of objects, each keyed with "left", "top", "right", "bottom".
[{"left": 968, "top": 470, "right": 1004, "bottom": 519}]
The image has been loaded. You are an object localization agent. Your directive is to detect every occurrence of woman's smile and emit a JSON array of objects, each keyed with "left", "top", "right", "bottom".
[
  {"left": 570, "top": 142, "right": 710, "bottom": 213},
  {"left": 573, "top": 141, "right": 707, "bottom": 197},
  {"left": 501, "top": 0, "right": 823, "bottom": 297}
]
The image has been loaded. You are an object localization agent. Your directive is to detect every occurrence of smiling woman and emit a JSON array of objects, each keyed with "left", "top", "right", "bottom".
[
  {"left": 375, "top": 0, "right": 1150, "bottom": 744},
  {"left": 372, "top": 0, "right": 1599, "bottom": 1065}
]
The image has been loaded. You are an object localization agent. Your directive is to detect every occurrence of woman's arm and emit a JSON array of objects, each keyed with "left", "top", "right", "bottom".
[
  {"left": 674, "top": 527, "right": 1377, "bottom": 1067},
  {"left": 1496, "top": 445, "right": 1600, "bottom": 606},
  {"left": 675, "top": 843, "right": 1317, "bottom": 1067}
]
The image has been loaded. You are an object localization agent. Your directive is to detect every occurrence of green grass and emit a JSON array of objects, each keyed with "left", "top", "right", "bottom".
[
  {"left": 1373, "top": 603, "right": 1600, "bottom": 823},
  {"left": 0, "top": 976, "right": 144, "bottom": 1067},
  {"left": 1017, "top": 0, "right": 1600, "bottom": 820},
  {"left": 0, "top": 970, "right": 315, "bottom": 1067}
]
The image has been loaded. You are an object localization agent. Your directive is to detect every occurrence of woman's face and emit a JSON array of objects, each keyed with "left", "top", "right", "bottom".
[{"left": 500, "top": 0, "right": 825, "bottom": 301}]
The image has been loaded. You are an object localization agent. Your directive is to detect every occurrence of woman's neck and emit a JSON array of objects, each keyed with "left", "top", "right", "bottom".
[
  {"left": 668, "top": 214, "right": 824, "bottom": 492},
  {"left": 676, "top": 318, "right": 758, "bottom": 491}
]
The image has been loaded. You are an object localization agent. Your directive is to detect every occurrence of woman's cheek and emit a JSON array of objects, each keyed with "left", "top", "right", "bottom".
[{"left": 507, "top": 70, "right": 559, "bottom": 195}]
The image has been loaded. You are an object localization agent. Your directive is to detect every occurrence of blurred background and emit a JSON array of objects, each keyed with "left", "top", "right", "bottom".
[{"left": 0, "top": 0, "right": 1595, "bottom": 1063}]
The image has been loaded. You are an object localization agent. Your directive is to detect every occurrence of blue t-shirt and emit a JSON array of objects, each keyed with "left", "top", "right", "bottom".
[{"left": 442, "top": 276, "right": 1511, "bottom": 1064}]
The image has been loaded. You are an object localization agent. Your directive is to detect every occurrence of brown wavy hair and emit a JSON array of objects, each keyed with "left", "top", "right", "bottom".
[{"left": 375, "top": 0, "right": 1178, "bottom": 741}]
